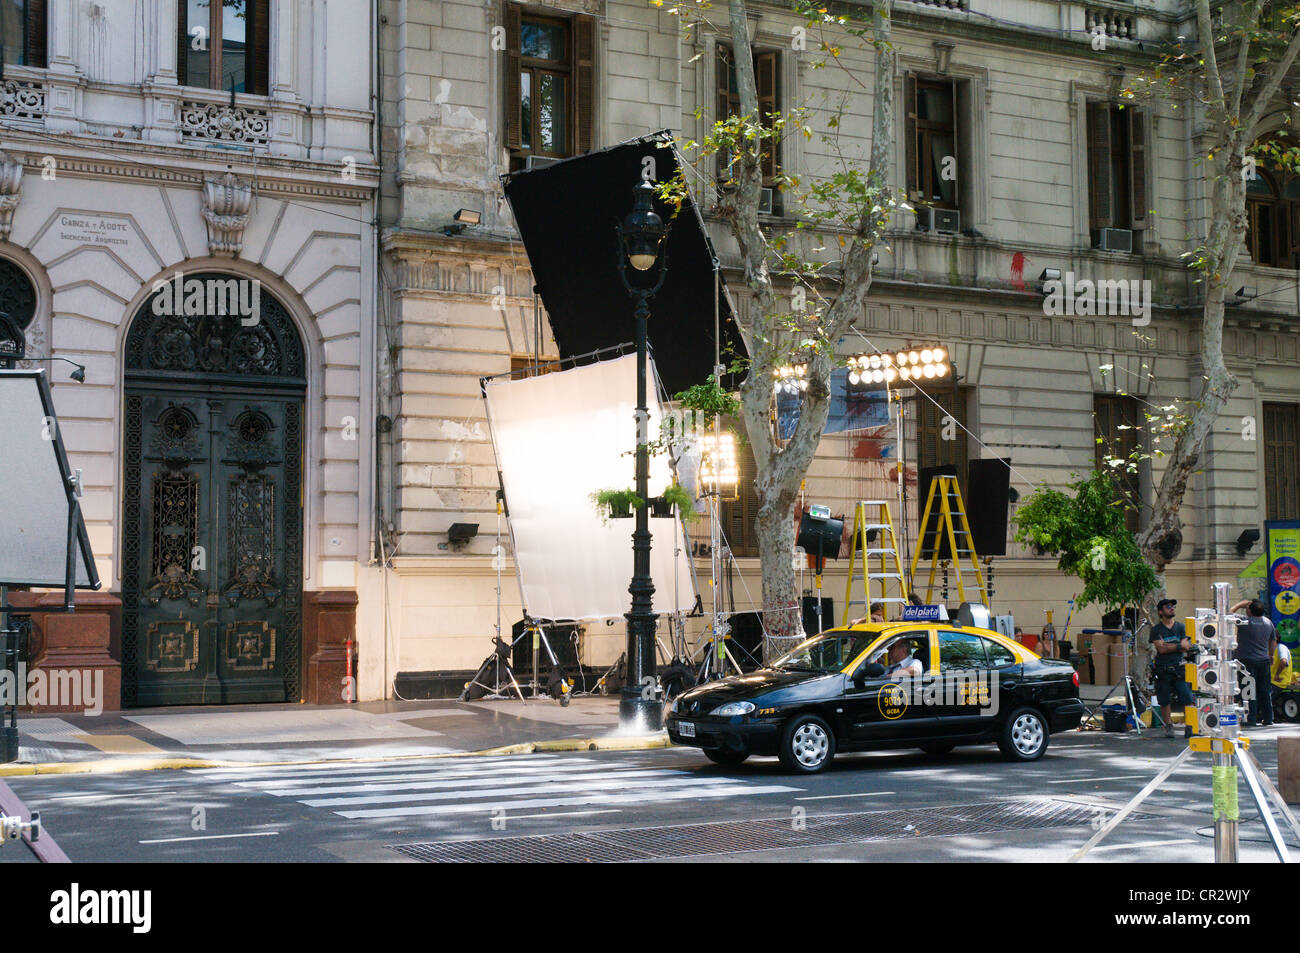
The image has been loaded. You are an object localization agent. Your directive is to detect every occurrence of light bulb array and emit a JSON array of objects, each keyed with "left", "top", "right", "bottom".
[
  {"left": 773, "top": 362, "right": 809, "bottom": 395},
  {"left": 699, "top": 431, "right": 740, "bottom": 500},
  {"left": 846, "top": 346, "right": 949, "bottom": 386}
]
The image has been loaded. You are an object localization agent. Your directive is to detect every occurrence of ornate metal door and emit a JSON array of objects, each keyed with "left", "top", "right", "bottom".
[{"left": 121, "top": 274, "right": 305, "bottom": 706}]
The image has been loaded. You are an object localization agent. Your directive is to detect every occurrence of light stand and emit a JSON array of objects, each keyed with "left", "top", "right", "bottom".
[{"left": 614, "top": 180, "right": 669, "bottom": 730}]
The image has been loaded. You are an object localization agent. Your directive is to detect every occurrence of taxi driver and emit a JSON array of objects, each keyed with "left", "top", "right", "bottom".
[{"left": 885, "top": 639, "right": 922, "bottom": 677}]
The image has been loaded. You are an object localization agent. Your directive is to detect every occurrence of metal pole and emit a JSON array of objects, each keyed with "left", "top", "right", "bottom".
[
  {"left": 1213, "top": 581, "right": 1239, "bottom": 863},
  {"left": 620, "top": 289, "right": 661, "bottom": 729},
  {"left": 0, "top": 585, "right": 16, "bottom": 764}
]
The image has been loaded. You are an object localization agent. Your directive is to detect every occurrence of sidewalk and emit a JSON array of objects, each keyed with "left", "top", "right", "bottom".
[{"left": 1, "top": 695, "right": 668, "bottom": 776}]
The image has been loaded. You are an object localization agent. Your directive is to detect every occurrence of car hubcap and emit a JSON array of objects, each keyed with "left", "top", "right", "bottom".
[
  {"left": 1011, "top": 714, "right": 1044, "bottom": 756},
  {"left": 792, "top": 723, "right": 829, "bottom": 767},
  {"left": 1286, "top": 699, "right": 1298, "bottom": 720}
]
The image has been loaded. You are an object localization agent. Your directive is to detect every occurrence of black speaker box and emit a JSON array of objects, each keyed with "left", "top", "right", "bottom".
[
  {"left": 965, "top": 458, "right": 1011, "bottom": 557},
  {"left": 802, "top": 595, "right": 835, "bottom": 636},
  {"left": 726, "top": 611, "right": 765, "bottom": 670}
]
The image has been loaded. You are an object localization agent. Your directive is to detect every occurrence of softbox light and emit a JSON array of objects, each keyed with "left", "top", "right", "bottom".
[
  {"left": 484, "top": 354, "right": 697, "bottom": 622},
  {"left": 502, "top": 133, "right": 746, "bottom": 397},
  {"left": 0, "top": 370, "right": 99, "bottom": 590}
]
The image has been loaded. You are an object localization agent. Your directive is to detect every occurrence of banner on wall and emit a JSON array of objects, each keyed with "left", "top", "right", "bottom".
[{"left": 1265, "top": 520, "right": 1300, "bottom": 647}]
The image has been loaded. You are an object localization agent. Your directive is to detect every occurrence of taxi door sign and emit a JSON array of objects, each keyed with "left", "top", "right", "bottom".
[{"left": 1266, "top": 521, "right": 1300, "bottom": 647}]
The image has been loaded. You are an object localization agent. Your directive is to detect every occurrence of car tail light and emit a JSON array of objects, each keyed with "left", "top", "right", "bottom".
[{"left": 1072, "top": 671, "right": 1080, "bottom": 689}]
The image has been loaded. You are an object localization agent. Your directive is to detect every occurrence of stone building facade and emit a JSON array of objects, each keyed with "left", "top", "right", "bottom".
[
  {"left": 1, "top": 0, "right": 377, "bottom": 709},
  {"left": 370, "top": 0, "right": 1299, "bottom": 699}
]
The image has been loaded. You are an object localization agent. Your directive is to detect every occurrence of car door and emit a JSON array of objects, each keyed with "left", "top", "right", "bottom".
[
  {"left": 840, "top": 631, "right": 938, "bottom": 745},
  {"left": 936, "top": 630, "right": 993, "bottom": 737}
]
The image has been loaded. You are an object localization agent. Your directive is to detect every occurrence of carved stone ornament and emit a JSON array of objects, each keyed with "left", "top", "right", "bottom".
[
  {"left": 201, "top": 172, "right": 254, "bottom": 257},
  {"left": 0, "top": 152, "right": 23, "bottom": 242}
]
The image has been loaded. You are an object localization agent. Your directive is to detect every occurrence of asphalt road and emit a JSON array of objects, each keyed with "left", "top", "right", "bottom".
[{"left": 2, "top": 729, "right": 1295, "bottom": 863}]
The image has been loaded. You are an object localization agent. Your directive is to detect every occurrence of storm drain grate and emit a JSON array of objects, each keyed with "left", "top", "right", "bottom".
[{"left": 388, "top": 798, "right": 1154, "bottom": 863}]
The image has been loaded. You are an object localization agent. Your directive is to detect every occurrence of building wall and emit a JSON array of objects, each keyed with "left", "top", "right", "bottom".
[
  {"left": 0, "top": 0, "right": 378, "bottom": 705},
  {"left": 369, "top": 0, "right": 1298, "bottom": 692}
]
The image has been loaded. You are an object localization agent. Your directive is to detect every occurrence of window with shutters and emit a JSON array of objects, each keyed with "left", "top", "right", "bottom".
[
  {"left": 913, "top": 385, "right": 970, "bottom": 496},
  {"left": 1264, "top": 403, "right": 1300, "bottom": 521},
  {"left": 503, "top": 5, "right": 595, "bottom": 172},
  {"left": 1, "top": 0, "right": 46, "bottom": 68},
  {"left": 1094, "top": 394, "right": 1141, "bottom": 534},
  {"left": 1085, "top": 102, "right": 1148, "bottom": 250},
  {"left": 177, "top": 0, "right": 269, "bottom": 94},
  {"left": 716, "top": 43, "right": 781, "bottom": 209},
  {"left": 904, "top": 76, "right": 959, "bottom": 211},
  {"left": 1245, "top": 144, "right": 1300, "bottom": 269}
]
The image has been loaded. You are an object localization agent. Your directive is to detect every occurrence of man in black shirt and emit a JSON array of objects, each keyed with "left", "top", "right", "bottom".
[
  {"left": 1231, "top": 598, "right": 1278, "bottom": 726},
  {"left": 1149, "top": 598, "right": 1193, "bottom": 738}
]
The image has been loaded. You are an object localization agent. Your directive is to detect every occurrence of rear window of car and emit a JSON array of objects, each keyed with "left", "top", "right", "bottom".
[{"left": 983, "top": 637, "right": 1018, "bottom": 667}]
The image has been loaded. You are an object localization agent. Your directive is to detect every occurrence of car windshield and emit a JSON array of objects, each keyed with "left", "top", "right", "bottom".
[{"left": 772, "top": 631, "right": 876, "bottom": 673}]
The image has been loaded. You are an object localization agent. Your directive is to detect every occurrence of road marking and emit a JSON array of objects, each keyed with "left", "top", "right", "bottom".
[
  {"left": 139, "top": 831, "right": 280, "bottom": 845},
  {"left": 44, "top": 790, "right": 176, "bottom": 802},
  {"left": 303, "top": 774, "right": 752, "bottom": 808},
  {"left": 232, "top": 759, "right": 636, "bottom": 791},
  {"left": 73, "top": 734, "right": 166, "bottom": 754},
  {"left": 1085, "top": 838, "right": 1199, "bottom": 853},
  {"left": 504, "top": 809, "right": 622, "bottom": 820},
  {"left": 795, "top": 791, "right": 896, "bottom": 801},
  {"left": 267, "top": 767, "right": 685, "bottom": 799},
  {"left": 1047, "top": 775, "right": 1149, "bottom": 784},
  {"left": 337, "top": 784, "right": 800, "bottom": 819}
]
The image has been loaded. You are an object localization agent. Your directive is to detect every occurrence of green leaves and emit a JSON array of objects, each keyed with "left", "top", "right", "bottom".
[{"left": 1012, "top": 470, "right": 1158, "bottom": 611}]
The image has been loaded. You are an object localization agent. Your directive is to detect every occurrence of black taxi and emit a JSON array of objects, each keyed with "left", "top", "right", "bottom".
[{"left": 665, "top": 621, "right": 1084, "bottom": 773}]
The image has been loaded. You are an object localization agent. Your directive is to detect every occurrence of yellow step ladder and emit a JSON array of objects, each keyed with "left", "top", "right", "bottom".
[
  {"left": 909, "top": 475, "right": 989, "bottom": 606},
  {"left": 842, "top": 500, "right": 910, "bottom": 625}
]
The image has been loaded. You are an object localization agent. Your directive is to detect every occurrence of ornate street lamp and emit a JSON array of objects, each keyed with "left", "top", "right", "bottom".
[{"left": 614, "top": 179, "right": 669, "bottom": 730}]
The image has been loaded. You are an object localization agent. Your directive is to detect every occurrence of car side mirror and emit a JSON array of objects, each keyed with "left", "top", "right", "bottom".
[{"left": 854, "top": 662, "right": 886, "bottom": 686}]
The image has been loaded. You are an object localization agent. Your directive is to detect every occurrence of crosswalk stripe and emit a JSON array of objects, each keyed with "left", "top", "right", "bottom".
[
  {"left": 336, "top": 783, "right": 801, "bottom": 819},
  {"left": 193, "top": 753, "right": 563, "bottom": 780},
  {"left": 258, "top": 766, "right": 684, "bottom": 798},
  {"left": 301, "top": 773, "right": 752, "bottom": 808},
  {"left": 233, "top": 759, "right": 636, "bottom": 791}
]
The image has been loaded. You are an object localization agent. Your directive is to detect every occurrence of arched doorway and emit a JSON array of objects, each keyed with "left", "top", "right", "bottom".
[{"left": 121, "top": 272, "right": 306, "bottom": 706}]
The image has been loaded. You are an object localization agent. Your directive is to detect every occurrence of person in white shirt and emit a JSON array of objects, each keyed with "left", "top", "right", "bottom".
[{"left": 885, "top": 640, "right": 923, "bottom": 677}]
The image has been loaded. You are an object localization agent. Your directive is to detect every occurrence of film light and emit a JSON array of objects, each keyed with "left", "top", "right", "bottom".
[
  {"left": 700, "top": 430, "right": 740, "bottom": 501},
  {"left": 774, "top": 362, "right": 808, "bottom": 395},
  {"left": 888, "top": 344, "right": 950, "bottom": 385}
]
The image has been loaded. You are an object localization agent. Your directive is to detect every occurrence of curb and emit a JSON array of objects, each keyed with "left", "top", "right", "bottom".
[{"left": 0, "top": 733, "right": 673, "bottom": 778}]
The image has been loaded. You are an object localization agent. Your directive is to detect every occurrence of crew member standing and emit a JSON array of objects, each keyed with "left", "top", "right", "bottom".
[
  {"left": 1231, "top": 598, "right": 1278, "bottom": 727},
  {"left": 1150, "top": 598, "right": 1193, "bottom": 739}
]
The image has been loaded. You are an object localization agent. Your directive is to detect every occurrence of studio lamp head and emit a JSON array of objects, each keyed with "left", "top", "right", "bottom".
[{"left": 622, "top": 180, "right": 666, "bottom": 271}]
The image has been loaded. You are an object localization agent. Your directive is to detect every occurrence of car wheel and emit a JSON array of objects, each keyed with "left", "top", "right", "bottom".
[
  {"left": 998, "top": 707, "right": 1049, "bottom": 762},
  {"left": 1282, "top": 695, "right": 1300, "bottom": 722},
  {"left": 703, "top": 748, "right": 749, "bottom": 765},
  {"left": 778, "top": 714, "right": 836, "bottom": 773},
  {"left": 919, "top": 742, "right": 956, "bottom": 756}
]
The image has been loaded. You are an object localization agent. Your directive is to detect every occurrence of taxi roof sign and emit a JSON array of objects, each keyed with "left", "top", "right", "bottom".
[{"left": 901, "top": 604, "right": 948, "bottom": 622}]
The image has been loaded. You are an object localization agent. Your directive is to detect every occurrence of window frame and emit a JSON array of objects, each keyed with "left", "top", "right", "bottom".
[
  {"left": 715, "top": 42, "right": 781, "bottom": 193},
  {"left": 503, "top": 4, "right": 595, "bottom": 169},
  {"left": 518, "top": 14, "right": 572, "bottom": 159},
  {"left": 177, "top": 0, "right": 269, "bottom": 95},
  {"left": 1264, "top": 402, "right": 1300, "bottom": 521},
  {"left": 938, "top": 630, "right": 989, "bottom": 671},
  {"left": 1094, "top": 393, "right": 1141, "bottom": 534},
  {"left": 909, "top": 77, "right": 959, "bottom": 211},
  {"left": 1085, "top": 101, "right": 1148, "bottom": 248}
]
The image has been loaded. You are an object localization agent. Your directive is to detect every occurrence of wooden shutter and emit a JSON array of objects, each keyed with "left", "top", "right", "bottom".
[
  {"left": 948, "top": 81, "right": 960, "bottom": 209},
  {"left": 25, "top": 0, "right": 47, "bottom": 68},
  {"left": 904, "top": 73, "right": 918, "bottom": 199},
  {"left": 250, "top": 0, "right": 270, "bottom": 95},
  {"left": 1087, "top": 101, "right": 1113, "bottom": 230},
  {"left": 503, "top": 2, "right": 522, "bottom": 150},
  {"left": 176, "top": 0, "right": 188, "bottom": 84},
  {"left": 716, "top": 43, "right": 733, "bottom": 122},
  {"left": 1128, "top": 107, "right": 1148, "bottom": 228},
  {"left": 756, "top": 50, "right": 777, "bottom": 180},
  {"left": 575, "top": 14, "right": 595, "bottom": 154},
  {"left": 1264, "top": 403, "right": 1300, "bottom": 522}
]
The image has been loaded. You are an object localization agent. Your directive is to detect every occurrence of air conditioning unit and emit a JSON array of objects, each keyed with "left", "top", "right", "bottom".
[
  {"left": 915, "top": 207, "right": 960, "bottom": 234},
  {"left": 1097, "top": 227, "right": 1133, "bottom": 253},
  {"left": 524, "top": 155, "right": 561, "bottom": 172},
  {"left": 759, "top": 187, "right": 775, "bottom": 215}
]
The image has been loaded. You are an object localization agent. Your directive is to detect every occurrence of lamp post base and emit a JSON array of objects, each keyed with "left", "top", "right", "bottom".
[{"left": 618, "top": 694, "right": 663, "bottom": 733}]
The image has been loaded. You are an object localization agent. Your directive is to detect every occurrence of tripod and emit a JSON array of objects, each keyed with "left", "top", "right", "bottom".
[
  {"left": 1082, "top": 623, "right": 1156, "bottom": 734},
  {"left": 460, "top": 498, "right": 525, "bottom": 701}
]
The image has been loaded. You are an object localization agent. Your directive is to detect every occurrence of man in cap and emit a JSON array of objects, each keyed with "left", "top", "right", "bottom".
[{"left": 1149, "top": 598, "right": 1193, "bottom": 739}]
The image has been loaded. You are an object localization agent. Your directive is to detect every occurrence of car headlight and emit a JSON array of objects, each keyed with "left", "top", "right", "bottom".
[
  {"left": 668, "top": 696, "right": 682, "bottom": 714},
  {"left": 710, "top": 701, "right": 756, "bottom": 717}
]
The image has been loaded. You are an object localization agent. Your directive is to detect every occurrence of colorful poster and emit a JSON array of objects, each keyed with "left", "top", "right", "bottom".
[{"left": 1265, "top": 520, "right": 1300, "bottom": 647}]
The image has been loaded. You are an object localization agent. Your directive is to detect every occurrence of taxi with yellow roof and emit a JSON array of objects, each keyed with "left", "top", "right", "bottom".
[{"left": 666, "top": 617, "right": 1085, "bottom": 773}]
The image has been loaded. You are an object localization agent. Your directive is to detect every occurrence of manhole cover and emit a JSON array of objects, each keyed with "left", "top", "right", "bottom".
[{"left": 389, "top": 797, "right": 1151, "bottom": 862}]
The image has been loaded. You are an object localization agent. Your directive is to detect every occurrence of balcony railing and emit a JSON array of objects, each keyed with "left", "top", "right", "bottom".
[
  {"left": 1, "top": 79, "right": 46, "bottom": 122},
  {"left": 179, "top": 96, "right": 271, "bottom": 149},
  {"left": 1086, "top": 8, "right": 1138, "bottom": 39}
]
